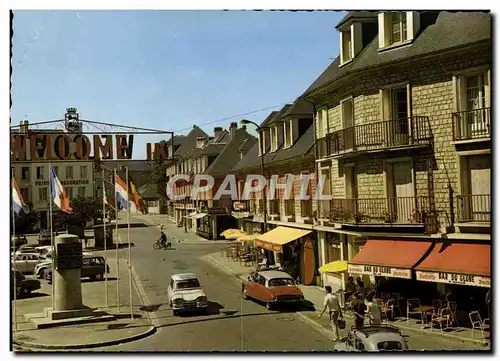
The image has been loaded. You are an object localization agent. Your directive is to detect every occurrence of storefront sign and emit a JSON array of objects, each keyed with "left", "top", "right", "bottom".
[
  {"left": 416, "top": 271, "right": 490, "bottom": 288},
  {"left": 348, "top": 264, "right": 412, "bottom": 279},
  {"left": 255, "top": 240, "right": 282, "bottom": 253},
  {"left": 35, "top": 180, "right": 90, "bottom": 186}
]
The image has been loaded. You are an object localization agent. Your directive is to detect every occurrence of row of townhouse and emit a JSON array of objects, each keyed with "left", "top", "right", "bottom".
[{"left": 166, "top": 11, "right": 491, "bottom": 317}]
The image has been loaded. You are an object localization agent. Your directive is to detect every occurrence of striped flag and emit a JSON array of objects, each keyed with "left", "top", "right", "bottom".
[
  {"left": 50, "top": 166, "right": 73, "bottom": 213},
  {"left": 129, "top": 181, "right": 146, "bottom": 214},
  {"left": 12, "top": 178, "right": 28, "bottom": 215},
  {"left": 103, "top": 189, "right": 116, "bottom": 210},
  {"left": 115, "top": 175, "right": 129, "bottom": 209}
]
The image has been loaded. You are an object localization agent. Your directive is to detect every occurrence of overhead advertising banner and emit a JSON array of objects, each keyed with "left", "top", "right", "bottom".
[
  {"left": 416, "top": 270, "right": 490, "bottom": 288},
  {"left": 348, "top": 264, "right": 412, "bottom": 279}
]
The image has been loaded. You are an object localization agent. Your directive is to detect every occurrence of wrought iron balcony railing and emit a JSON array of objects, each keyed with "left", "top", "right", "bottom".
[
  {"left": 456, "top": 194, "right": 491, "bottom": 223},
  {"left": 325, "top": 116, "right": 432, "bottom": 156},
  {"left": 452, "top": 107, "right": 491, "bottom": 141},
  {"left": 319, "top": 196, "right": 430, "bottom": 224}
]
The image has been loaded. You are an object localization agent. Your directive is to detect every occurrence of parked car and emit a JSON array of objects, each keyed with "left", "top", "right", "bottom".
[
  {"left": 13, "top": 252, "right": 43, "bottom": 274},
  {"left": 242, "top": 269, "right": 304, "bottom": 310},
  {"left": 11, "top": 269, "right": 41, "bottom": 298},
  {"left": 44, "top": 254, "right": 109, "bottom": 283},
  {"left": 11, "top": 235, "right": 28, "bottom": 251},
  {"left": 34, "top": 251, "right": 91, "bottom": 279},
  {"left": 334, "top": 325, "right": 409, "bottom": 352},
  {"left": 167, "top": 273, "right": 208, "bottom": 316}
]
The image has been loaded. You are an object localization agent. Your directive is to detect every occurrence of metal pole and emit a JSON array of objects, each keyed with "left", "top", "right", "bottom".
[
  {"left": 49, "top": 162, "right": 55, "bottom": 310},
  {"left": 258, "top": 129, "right": 268, "bottom": 233},
  {"left": 126, "top": 167, "right": 133, "bottom": 319},
  {"left": 114, "top": 168, "right": 120, "bottom": 313},
  {"left": 184, "top": 200, "right": 187, "bottom": 233},
  {"left": 102, "top": 168, "right": 108, "bottom": 308},
  {"left": 11, "top": 169, "right": 17, "bottom": 333}
]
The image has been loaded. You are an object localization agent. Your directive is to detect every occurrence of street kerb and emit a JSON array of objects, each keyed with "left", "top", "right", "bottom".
[{"left": 130, "top": 263, "right": 162, "bottom": 329}]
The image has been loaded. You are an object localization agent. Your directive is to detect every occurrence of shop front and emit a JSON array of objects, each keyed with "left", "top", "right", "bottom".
[
  {"left": 318, "top": 231, "right": 345, "bottom": 293},
  {"left": 254, "top": 226, "right": 318, "bottom": 285},
  {"left": 415, "top": 242, "right": 491, "bottom": 323},
  {"left": 347, "top": 239, "right": 434, "bottom": 297}
]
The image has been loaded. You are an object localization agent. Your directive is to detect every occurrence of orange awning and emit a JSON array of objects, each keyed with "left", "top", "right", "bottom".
[
  {"left": 415, "top": 243, "right": 491, "bottom": 288},
  {"left": 255, "top": 227, "right": 312, "bottom": 253},
  {"left": 348, "top": 240, "right": 433, "bottom": 279}
]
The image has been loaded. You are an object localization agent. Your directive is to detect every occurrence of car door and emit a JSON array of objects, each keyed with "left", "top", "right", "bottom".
[
  {"left": 26, "top": 254, "right": 40, "bottom": 273},
  {"left": 81, "top": 258, "right": 91, "bottom": 278},
  {"left": 15, "top": 254, "right": 28, "bottom": 273},
  {"left": 252, "top": 275, "right": 268, "bottom": 302}
]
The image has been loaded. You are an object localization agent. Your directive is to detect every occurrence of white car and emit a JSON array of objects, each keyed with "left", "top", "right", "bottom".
[
  {"left": 13, "top": 252, "right": 42, "bottom": 274},
  {"left": 167, "top": 273, "right": 208, "bottom": 316}
]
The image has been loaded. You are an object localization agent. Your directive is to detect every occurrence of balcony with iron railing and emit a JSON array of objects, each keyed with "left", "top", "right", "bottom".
[
  {"left": 456, "top": 194, "right": 491, "bottom": 223},
  {"left": 452, "top": 107, "right": 491, "bottom": 141},
  {"left": 321, "top": 116, "right": 432, "bottom": 158},
  {"left": 319, "top": 196, "right": 430, "bottom": 224}
]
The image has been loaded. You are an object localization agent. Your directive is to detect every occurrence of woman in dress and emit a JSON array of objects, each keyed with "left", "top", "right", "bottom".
[{"left": 365, "top": 291, "right": 382, "bottom": 326}]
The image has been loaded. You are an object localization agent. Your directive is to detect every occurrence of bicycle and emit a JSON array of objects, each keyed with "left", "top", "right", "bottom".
[{"left": 153, "top": 239, "right": 172, "bottom": 250}]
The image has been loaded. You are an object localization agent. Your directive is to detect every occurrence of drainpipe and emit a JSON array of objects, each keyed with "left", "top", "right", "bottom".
[{"left": 301, "top": 96, "right": 319, "bottom": 220}]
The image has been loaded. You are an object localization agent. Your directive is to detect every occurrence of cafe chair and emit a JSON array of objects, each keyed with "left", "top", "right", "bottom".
[
  {"left": 431, "top": 308, "right": 452, "bottom": 333},
  {"left": 381, "top": 299, "right": 395, "bottom": 321},
  {"left": 469, "top": 311, "right": 490, "bottom": 344},
  {"left": 406, "top": 298, "right": 421, "bottom": 324},
  {"left": 447, "top": 301, "right": 459, "bottom": 326},
  {"left": 425, "top": 299, "right": 443, "bottom": 319}
]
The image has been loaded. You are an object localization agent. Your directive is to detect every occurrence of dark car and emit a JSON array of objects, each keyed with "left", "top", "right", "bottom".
[
  {"left": 11, "top": 270, "right": 41, "bottom": 298},
  {"left": 37, "top": 230, "right": 54, "bottom": 246},
  {"left": 44, "top": 255, "right": 110, "bottom": 283}
]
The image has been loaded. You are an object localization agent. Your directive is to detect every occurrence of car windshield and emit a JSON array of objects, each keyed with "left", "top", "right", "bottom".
[
  {"left": 175, "top": 279, "right": 201, "bottom": 290},
  {"left": 268, "top": 278, "right": 295, "bottom": 287},
  {"left": 377, "top": 341, "right": 403, "bottom": 351}
]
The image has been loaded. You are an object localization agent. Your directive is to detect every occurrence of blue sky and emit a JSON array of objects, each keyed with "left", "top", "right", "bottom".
[{"left": 11, "top": 10, "right": 345, "bottom": 158}]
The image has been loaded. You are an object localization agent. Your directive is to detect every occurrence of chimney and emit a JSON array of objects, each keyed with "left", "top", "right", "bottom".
[
  {"left": 20, "top": 120, "right": 29, "bottom": 133},
  {"left": 230, "top": 122, "right": 238, "bottom": 138},
  {"left": 214, "top": 127, "right": 223, "bottom": 140},
  {"left": 196, "top": 136, "right": 207, "bottom": 148}
]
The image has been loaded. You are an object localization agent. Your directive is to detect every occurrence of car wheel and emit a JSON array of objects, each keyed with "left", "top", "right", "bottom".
[
  {"left": 266, "top": 302, "right": 273, "bottom": 311},
  {"left": 37, "top": 269, "right": 45, "bottom": 279},
  {"left": 242, "top": 288, "right": 249, "bottom": 300},
  {"left": 95, "top": 274, "right": 103, "bottom": 281},
  {"left": 89, "top": 275, "right": 96, "bottom": 281}
]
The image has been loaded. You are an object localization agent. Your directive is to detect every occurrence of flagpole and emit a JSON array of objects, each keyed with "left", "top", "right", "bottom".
[
  {"left": 11, "top": 170, "right": 18, "bottom": 333},
  {"left": 49, "top": 162, "right": 55, "bottom": 310},
  {"left": 114, "top": 168, "right": 120, "bottom": 313},
  {"left": 126, "top": 166, "right": 133, "bottom": 319},
  {"left": 102, "top": 168, "right": 108, "bottom": 308}
]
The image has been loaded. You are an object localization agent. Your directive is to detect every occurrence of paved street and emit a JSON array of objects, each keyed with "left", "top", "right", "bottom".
[
  {"left": 104, "top": 216, "right": 334, "bottom": 351},
  {"left": 84, "top": 215, "right": 489, "bottom": 352}
]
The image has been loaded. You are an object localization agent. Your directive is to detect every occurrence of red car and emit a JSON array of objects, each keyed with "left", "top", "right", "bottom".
[{"left": 242, "top": 270, "right": 304, "bottom": 310}]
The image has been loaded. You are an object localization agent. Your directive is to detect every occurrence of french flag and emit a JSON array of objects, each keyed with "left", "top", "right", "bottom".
[
  {"left": 50, "top": 166, "right": 73, "bottom": 213},
  {"left": 12, "top": 178, "right": 28, "bottom": 215},
  {"left": 115, "top": 175, "right": 129, "bottom": 209},
  {"left": 103, "top": 190, "right": 116, "bottom": 210}
]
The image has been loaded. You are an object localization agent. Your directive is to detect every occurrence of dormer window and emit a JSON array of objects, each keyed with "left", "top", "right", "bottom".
[
  {"left": 284, "top": 120, "right": 293, "bottom": 148},
  {"left": 270, "top": 126, "right": 278, "bottom": 152},
  {"left": 341, "top": 29, "right": 353, "bottom": 64},
  {"left": 378, "top": 11, "right": 420, "bottom": 50}
]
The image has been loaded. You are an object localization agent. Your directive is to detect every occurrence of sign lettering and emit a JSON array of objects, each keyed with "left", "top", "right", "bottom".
[
  {"left": 348, "top": 264, "right": 412, "bottom": 279},
  {"left": 416, "top": 271, "right": 490, "bottom": 288}
]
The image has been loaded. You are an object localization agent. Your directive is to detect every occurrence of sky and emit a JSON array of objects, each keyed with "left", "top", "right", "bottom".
[{"left": 11, "top": 10, "right": 346, "bottom": 159}]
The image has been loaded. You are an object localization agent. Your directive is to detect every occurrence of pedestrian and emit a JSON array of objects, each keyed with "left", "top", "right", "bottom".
[
  {"left": 317, "top": 285, "right": 343, "bottom": 342},
  {"left": 365, "top": 291, "right": 382, "bottom": 326},
  {"left": 356, "top": 277, "right": 366, "bottom": 297},
  {"left": 345, "top": 276, "right": 357, "bottom": 303},
  {"left": 352, "top": 293, "right": 367, "bottom": 329}
]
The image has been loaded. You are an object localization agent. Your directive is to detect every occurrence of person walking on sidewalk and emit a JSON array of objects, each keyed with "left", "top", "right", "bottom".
[
  {"left": 365, "top": 291, "right": 382, "bottom": 326},
  {"left": 318, "top": 286, "right": 343, "bottom": 342},
  {"left": 353, "top": 293, "right": 367, "bottom": 328}
]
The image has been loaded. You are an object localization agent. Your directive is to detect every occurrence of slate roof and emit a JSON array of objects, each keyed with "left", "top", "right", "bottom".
[
  {"left": 280, "top": 98, "right": 314, "bottom": 120},
  {"left": 204, "top": 128, "right": 257, "bottom": 176},
  {"left": 232, "top": 124, "right": 315, "bottom": 172},
  {"left": 304, "top": 11, "right": 491, "bottom": 96},
  {"left": 237, "top": 138, "right": 256, "bottom": 153},
  {"left": 172, "top": 126, "right": 209, "bottom": 158},
  {"left": 269, "top": 104, "right": 293, "bottom": 124}
]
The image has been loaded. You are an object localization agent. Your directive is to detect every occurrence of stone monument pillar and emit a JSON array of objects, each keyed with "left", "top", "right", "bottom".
[{"left": 54, "top": 234, "right": 83, "bottom": 311}]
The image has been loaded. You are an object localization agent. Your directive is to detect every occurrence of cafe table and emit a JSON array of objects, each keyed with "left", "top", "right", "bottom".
[{"left": 413, "top": 305, "right": 436, "bottom": 329}]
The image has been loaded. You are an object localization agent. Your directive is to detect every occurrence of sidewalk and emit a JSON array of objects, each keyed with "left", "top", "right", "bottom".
[
  {"left": 12, "top": 254, "right": 155, "bottom": 351},
  {"left": 202, "top": 251, "right": 490, "bottom": 348},
  {"left": 132, "top": 214, "right": 232, "bottom": 244}
]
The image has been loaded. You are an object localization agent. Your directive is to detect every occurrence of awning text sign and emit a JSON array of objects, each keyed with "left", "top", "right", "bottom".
[
  {"left": 416, "top": 271, "right": 490, "bottom": 288},
  {"left": 348, "top": 264, "right": 412, "bottom": 279},
  {"left": 255, "top": 240, "right": 282, "bottom": 253}
]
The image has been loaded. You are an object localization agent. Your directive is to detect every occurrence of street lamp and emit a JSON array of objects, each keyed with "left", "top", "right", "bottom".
[{"left": 240, "top": 119, "right": 268, "bottom": 233}]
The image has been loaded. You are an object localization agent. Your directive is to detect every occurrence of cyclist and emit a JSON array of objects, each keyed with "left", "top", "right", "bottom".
[{"left": 159, "top": 225, "right": 168, "bottom": 248}]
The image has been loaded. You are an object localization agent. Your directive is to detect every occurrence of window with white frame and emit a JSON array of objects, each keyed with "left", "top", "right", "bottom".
[
  {"left": 284, "top": 120, "right": 292, "bottom": 148},
  {"left": 36, "top": 166, "right": 44, "bottom": 180},
  {"left": 379, "top": 12, "right": 420, "bottom": 49},
  {"left": 80, "top": 165, "right": 88, "bottom": 179},
  {"left": 22, "top": 167, "right": 30, "bottom": 180},
  {"left": 38, "top": 187, "right": 48, "bottom": 201},
  {"left": 317, "top": 108, "right": 328, "bottom": 139},
  {"left": 67, "top": 187, "right": 74, "bottom": 199},
  {"left": 270, "top": 126, "right": 278, "bottom": 152},
  {"left": 381, "top": 86, "right": 410, "bottom": 138},
  {"left": 341, "top": 29, "right": 353, "bottom": 64},
  {"left": 341, "top": 98, "right": 354, "bottom": 128},
  {"left": 78, "top": 186, "right": 86, "bottom": 197},
  {"left": 66, "top": 166, "right": 73, "bottom": 179}
]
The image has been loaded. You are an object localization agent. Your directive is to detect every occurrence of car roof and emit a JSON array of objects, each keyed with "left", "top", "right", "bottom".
[
  {"left": 258, "top": 270, "right": 293, "bottom": 280},
  {"left": 171, "top": 273, "right": 198, "bottom": 281},
  {"left": 353, "top": 326, "right": 405, "bottom": 341}
]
